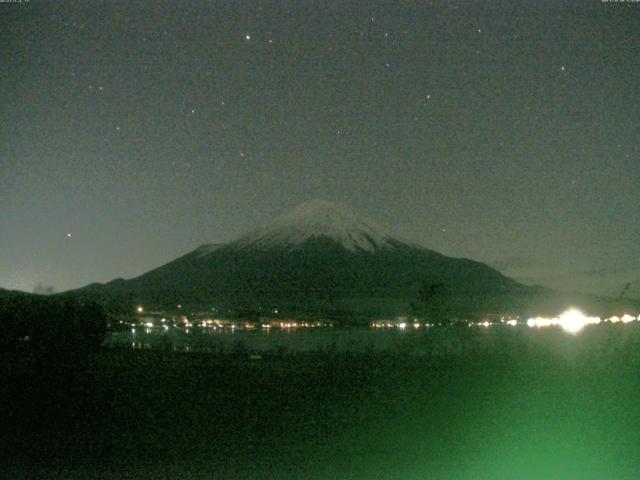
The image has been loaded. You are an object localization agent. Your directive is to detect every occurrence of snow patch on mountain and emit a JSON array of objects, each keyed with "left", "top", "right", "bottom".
[{"left": 231, "top": 200, "right": 403, "bottom": 252}]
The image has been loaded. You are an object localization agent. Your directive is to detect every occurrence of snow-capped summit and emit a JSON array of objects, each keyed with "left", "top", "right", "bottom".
[{"left": 231, "top": 200, "right": 399, "bottom": 252}]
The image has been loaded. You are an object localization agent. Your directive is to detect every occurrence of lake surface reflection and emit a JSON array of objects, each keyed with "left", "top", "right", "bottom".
[
  {"left": 106, "top": 327, "right": 500, "bottom": 355},
  {"left": 104, "top": 322, "right": 640, "bottom": 359},
  {"left": 106, "top": 326, "right": 462, "bottom": 355}
]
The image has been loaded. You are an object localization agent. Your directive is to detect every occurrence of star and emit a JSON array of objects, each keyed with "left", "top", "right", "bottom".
[
  {"left": 66, "top": 233, "right": 72, "bottom": 238},
  {"left": 560, "top": 65, "right": 566, "bottom": 71},
  {"left": 245, "top": 34, "right": 251, "bottom": 40}
]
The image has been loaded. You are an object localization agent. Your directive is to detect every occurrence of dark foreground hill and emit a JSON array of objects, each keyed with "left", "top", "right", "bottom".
[
  {"left": 0, "top": 289, "right": 107, "bottom": 357},
  {"left": 4, "top": 327, "right": 640, "bottom": 480}
]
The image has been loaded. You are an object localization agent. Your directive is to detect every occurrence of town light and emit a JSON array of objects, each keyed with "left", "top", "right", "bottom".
[{"left": 527, "top": 308, "right": 600, "bottom": 334}]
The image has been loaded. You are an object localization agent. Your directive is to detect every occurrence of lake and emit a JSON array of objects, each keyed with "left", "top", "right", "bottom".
[
  {"left": 5, "top": 322, "right": 640, "bottom": 480},
  {"left": 104, "top": 322, "right": 640, "bottom": 362}
]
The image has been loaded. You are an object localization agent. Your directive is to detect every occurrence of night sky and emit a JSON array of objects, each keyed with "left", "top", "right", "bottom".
[{"left": 2, "top": 1, "right": 639, "bottom": 296}]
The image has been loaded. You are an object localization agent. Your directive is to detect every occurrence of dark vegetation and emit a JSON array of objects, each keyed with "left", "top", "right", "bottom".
[
  {"left": 0, "top": 291, "right": 108, "bottom": 477},
  {"left": 2, "top": 319, "right": 640, "bottom": 479},
  {"left": 0, "top": 290, "right": 107, "bottom": 360}
]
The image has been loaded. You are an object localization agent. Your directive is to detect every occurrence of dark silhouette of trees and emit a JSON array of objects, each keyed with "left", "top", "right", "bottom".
[
  {"left": 0, "top": 293, "right": 107, "bottom": 361},
  {"left": 411, "top": 279, "right": 450, "bottom": 324},
  {"left": 0, "top": 293, "right": 109, "bottom": 467},
  {"left": 33, "top": 283, "right": 56, "bottom": 295}
]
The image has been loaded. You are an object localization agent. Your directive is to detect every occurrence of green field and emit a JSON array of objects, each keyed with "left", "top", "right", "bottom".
[{"left": 3, "top": 325, "right": 640, "bottom": 479}]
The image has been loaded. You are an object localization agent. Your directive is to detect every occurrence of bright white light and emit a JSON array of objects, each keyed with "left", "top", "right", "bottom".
[
  {"left": 559, "top": 309, "right": 596, "bottom": 334},
  {"left": 398, "top": 322, "right": 407, "bottom": 329},
  {"left": 607, "top": 314, "right": 638, "bottom": 324},
  {"left": 506, "top": 319, "right": 518, "bottom": 327},
  {"left": 136, "top": 306, "right": 144, "bottom": 313},
  {"left": 527, "top": 308, "right": 600, "bottom": 334},
  {"left": 145, "top": 322, "right": 154, "bottom": 328}
]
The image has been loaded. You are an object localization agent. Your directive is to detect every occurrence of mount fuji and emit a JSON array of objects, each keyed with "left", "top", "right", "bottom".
[
  {"left": 229, "top": 200, "right": 402, "bottom": 253},
  {"left": 71, "top": 200, "right": 537, "bottom": 319}
]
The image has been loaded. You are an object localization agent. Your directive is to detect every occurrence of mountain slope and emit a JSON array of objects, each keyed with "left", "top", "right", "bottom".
[
  {"left": 71, "top": 201, "right": 534, "bottom": 318},
  {"left": 231, "top": 200, "right": 399, "bottom": 252}
]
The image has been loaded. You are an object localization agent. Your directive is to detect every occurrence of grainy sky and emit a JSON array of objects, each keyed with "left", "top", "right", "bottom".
[{"left": 1, "top": 0, "right": 639, "bottom": 295}]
